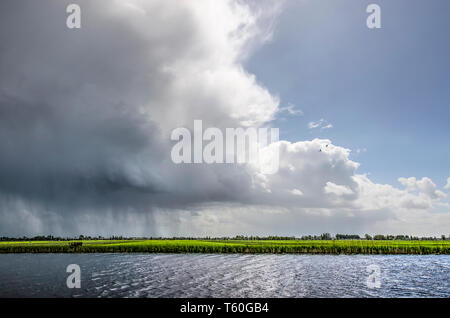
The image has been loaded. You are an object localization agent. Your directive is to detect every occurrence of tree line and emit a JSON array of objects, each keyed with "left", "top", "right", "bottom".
[{"left": 0, "top": 233, "right": 448, "bottom": 241}]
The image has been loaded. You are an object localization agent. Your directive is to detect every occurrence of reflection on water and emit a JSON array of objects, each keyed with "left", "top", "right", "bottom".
[{"left": 0, "top": 254, "right": 448, "bottom": 297}]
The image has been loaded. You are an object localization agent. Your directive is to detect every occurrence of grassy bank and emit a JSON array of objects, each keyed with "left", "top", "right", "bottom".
[{"left": 0, "top": 239, "right": 449, "bottom": 254}]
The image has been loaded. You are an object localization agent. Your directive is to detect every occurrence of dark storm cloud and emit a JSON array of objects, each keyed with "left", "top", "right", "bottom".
[{"left": 0, "top": 0, "right": 266, "bottom": 236}]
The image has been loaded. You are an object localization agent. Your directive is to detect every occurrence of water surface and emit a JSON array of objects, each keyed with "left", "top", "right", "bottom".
[{"left": 0, "top": 254, "right": 448, "bottom": 297}]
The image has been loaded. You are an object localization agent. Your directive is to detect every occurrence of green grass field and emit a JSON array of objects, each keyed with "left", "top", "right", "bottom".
[{"left": 0, "top": 239, "right": 449, "bottom": 254}]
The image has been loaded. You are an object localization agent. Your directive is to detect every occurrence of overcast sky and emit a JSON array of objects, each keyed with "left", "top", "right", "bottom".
[{"left": 0, "top": 0, "right": 449, "bottom": 237}]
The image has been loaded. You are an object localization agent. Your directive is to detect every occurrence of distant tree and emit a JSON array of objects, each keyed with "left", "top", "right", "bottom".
[{"left": 320, "top": 233, "right": 332, "bottom": 240}]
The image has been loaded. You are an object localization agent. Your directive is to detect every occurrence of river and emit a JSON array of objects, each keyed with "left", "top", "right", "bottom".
[{"left": 0, "top": 254, "right": 448, "bottom": 297}]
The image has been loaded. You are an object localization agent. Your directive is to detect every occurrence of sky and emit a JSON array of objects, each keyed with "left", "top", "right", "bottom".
[
  {"left": 246, "top": 0, "right": 450, "bottom": 187},
  {"left": 0, "top": 0, "right": 449, "bottom": 237}
]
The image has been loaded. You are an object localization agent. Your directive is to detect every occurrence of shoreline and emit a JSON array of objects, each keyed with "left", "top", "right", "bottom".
[{"left": 1, "top": 240, "right": 449, "bottom": 255}]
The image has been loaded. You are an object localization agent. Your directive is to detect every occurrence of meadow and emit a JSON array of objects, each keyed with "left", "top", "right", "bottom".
[{"left": 0, "top": 239, "right": 449, "bottom": 254}]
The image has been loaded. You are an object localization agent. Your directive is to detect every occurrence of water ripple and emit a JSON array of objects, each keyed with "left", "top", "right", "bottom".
[{"left": 0, "top": 254, "right": 448, "bottom": 297}]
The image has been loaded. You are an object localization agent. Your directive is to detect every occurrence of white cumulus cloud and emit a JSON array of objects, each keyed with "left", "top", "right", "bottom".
[
  {"left": 445, "top": 177, "right": 450, "bottom": 190},
  {"left": 398, "top": 177, "right": 447, "bottom": 199},
  {"left": 308, "top": 118, "right": 333, "bottom": 130},
  {"left": 324, "top": 182, "right": 354, "bottom": 196}
]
